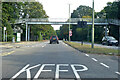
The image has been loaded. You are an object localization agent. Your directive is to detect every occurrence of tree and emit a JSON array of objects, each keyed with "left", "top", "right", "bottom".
[
  {"left": 2, "top": 2, "right": 56, "bottom": 41},
  {"left": 118, "top": 1, "right": 120, "bottom": 19},
  {"left": 71, "top": 5, "right": 93, "bottom": 18},
  {"left": 2, "top": 2, "right": 21, "bottom": 41},
  {"left": 70, "top": 5, "right": 93, "bottom": 41},
  {"left": 96, "top": 1, "right": 119, "bottom": 41}
]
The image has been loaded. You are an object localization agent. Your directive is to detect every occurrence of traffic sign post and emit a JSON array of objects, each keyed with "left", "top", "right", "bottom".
[
  {"left": 91, "top": 0, "right": 95, "bottom": 48},
  {"left": 77, "top": 21, "right": 87, "bottom": 28},
  {"left": 77, "top": 21, "right": 87, "bottom": 45}
]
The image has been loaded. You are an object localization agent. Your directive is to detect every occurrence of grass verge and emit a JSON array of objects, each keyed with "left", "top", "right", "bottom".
[{"left": 64, "top": 41, "right": 119, "bottom": 56}]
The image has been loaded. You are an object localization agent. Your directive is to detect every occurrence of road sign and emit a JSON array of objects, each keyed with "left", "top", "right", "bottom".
[
  {"left": 17, "top": 33, "right": 21, "bottom": 42},
  {"left": 69, "top": 30, "right": 72, "bottom": 36},
  {"left": 4, "top": 27, "right": 6, "bottom": 30}
]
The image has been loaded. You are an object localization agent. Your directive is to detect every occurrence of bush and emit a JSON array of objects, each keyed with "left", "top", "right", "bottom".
[
  {"left": 38, "top": 33, "right": 43, "bottom": 41},
  {"left": 7, "top": 35, "right": 15, "bottom": 41}
]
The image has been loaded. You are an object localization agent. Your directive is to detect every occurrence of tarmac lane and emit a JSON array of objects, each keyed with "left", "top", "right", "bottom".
[{"left": 2, "top": 41, "right": 120, "bottom": 80}]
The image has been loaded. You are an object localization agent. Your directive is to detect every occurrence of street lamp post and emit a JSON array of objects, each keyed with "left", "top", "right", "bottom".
[
  {"left": 69, "top": 4, "right": 71, "bottom": 41},
  {"left": 26, "top": 22, "right": 28, "bottom": 41},
  {"left": 91, "top": 0, "right": 95, "bottom": 48}
]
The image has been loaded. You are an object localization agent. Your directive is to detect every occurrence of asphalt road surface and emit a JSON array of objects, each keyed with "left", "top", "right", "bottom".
[{"left": 2, "top": 41, "right": 120, "bottom": 80}]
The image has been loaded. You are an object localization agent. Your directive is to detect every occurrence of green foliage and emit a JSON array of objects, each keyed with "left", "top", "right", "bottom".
[
  {"left": 97, "top": 1, "right": 119, "bottom": 19},
  {"left": 2, "top": 2, "right": 55, "bottom": 41},
  {"left": 118, "top": 1, "right": 120, "bottom": 19},
  {"left": 38, "top": 32, "right": 43, "bottom": 41},
  {"left": 56, "top": 30, "right": 60, "bottom": 39},
  {"left": 7, "top": 35, "right": 15, "bottom": 41},
  {"left": 69, "top": 6, "right": 93, "bottom": 41},
  {"left": 21, "top": 2, "right": 55, "bottom": 40},
  {"left": 59, "top": 1, "right": 119, "bottom": 43},
  {"left": 71, "top": 5, "right": 93, "bottom": 18},
  {"left": 59, "top": 25, "right": 69, "bottom": 40}
]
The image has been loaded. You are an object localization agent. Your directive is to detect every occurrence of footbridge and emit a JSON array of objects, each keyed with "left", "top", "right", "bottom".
[
  {"left": 15, "top": 18, "right": 120, "bottom": 41},
  {"left": 15, "top": 18, "right": 120, "bottom": 26}
]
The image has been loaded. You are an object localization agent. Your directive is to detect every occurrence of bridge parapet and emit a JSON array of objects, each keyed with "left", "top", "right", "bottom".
[
  {"left": 15, "top": 18, "right": 108, "bottom": 24},
  {"left": 108, "top": 19, "right": 120, "bottom": 26},
  {"left": 69, "top": 18, "right": 107, "bottom": 23}
]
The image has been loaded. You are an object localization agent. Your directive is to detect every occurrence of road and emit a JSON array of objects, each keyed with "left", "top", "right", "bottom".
[{"left": 2, "top": 41, "right": 120, "bottom": 80}]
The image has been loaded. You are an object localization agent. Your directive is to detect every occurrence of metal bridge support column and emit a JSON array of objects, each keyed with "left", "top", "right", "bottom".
[
  {"left": 28, "top": 26, "right": 30, "bottom": 41},
  {"left": 26, "top": 22, "right": 28, "bottom": 41},
  {"left": 118, "top": 26, "right": 120, "bottom": 46},
  {"left": 91, "top": 0, "right": 94, "bottom": 48},
  {"left": 105, "top": 25, "right": 107, "bottom": 36}
]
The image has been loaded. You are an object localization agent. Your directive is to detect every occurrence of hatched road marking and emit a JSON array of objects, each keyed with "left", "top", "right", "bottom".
[{"left": 1, "top": 51, "right": 15, "bottom": 56}]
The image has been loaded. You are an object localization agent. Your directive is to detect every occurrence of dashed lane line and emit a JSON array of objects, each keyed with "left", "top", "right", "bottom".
[
  {"left": 42, "top": 46, "right": 44, "bottom": 48},
  {"left": 100, "top": 63, "right": 110, "bottom": 68},
  {"left": 115, "top": 72, "right": 120, "bottom": 75},
  {"left": 85, "top": 54, "right": 89, "bottom": 57},
  {"left": 91, "top": 58, "right": 98, "bottom": 62}
]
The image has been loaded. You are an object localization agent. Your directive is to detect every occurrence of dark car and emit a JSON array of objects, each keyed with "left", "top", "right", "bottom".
[
  {"left": 102, "top": 36, "right": 118, "bottom": 46},
  {"left": 50, "top": 36, "right": 59, "bottom": 44}
]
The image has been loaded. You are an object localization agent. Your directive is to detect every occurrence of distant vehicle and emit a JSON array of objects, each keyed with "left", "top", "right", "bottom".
[
  {"left": 50, "top": 36, "right": 59, "bottom": 44},
  {"left": 102, "top": 36, "right": 118, "bottom": 46}
]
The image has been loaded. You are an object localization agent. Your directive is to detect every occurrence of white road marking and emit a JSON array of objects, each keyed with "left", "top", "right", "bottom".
[
  {"left": 71, "top": 64, "right": 88, "bottom": 79},
  {"left": 115, "top": 72, "right": 120, "bottom": 75},
  {"left": 85, "top": 54, "right": 89, "bottom": 57},
  {"left": 55, "top": 64, "right": 69, "bottom": 79},
  {"left": 34, "top": 64, "right": 55, "bottom": 78},
  {"left": 100, "top": 63, "right": 110, "bottom": 68},
  {"left": 65, "top": 44, "right": 68, "bottom": 46},
  {"left": 42, "top": 46, "right": 44, "bottom": 47},
  {"left": 11, "top": 64, "right": 89, "bottom": 79},
  {"left": 11, "top": 64, "right": 41, "bottom": 79},
  {"left": 11, "top": 64, "right": 30, "bottom": 79},
  {"left": 91, "top": 58, "right": 98, "bottom": 62}
]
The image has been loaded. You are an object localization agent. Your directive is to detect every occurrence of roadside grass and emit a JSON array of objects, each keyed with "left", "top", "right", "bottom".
[{"left": 64, "top": 41, "right": 119, "bottom": 56}]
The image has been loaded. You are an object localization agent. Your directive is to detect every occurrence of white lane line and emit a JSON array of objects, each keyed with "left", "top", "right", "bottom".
[
  {"left": 42, "top": 46, "right": 44, "bottom": 47},
  {"left": 85, "top": 54, "right": 89, "bottom": 57},
  {"left": 100, "top": 63, "right": 110, "bottom": 68},
  {"left": 115, "top": 72, "right": 120, "bottom": 75},
  {"left": 91, "top": 58, "right": 98, "bottom": 62}
]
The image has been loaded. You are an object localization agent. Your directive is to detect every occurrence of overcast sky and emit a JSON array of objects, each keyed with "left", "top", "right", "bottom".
[{"left": 37, "top": 0, "right": 115, "bottom": 30}]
